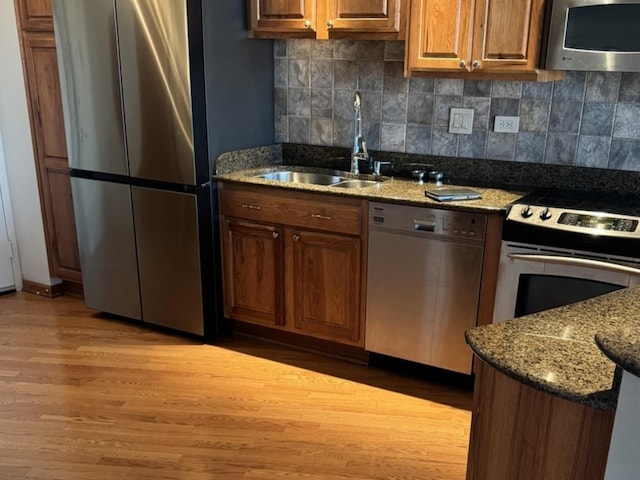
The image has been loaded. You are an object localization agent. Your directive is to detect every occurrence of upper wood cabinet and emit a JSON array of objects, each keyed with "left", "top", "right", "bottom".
[
  {"left": 248, "top": 0, "right": 407, "bottom": 40},
  {"left": 14, "top": 0, "right": 53, "bottom": 31},
  {"left": 405, "top": 0, "right": 564, "bottom": 81}
]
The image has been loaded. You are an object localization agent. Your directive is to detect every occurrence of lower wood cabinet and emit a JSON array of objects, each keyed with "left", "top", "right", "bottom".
[
  {"left": 221, "top": 219, "right": 284, "bottom": 327},
  {"left": 219, "top": 182, "right": 366, "bottom": 347},
  {"left": 288, "top": 229, "right": 362, "bottom": 343},
  {"left": 466, "top": 360, "right": 615, "bottom": 480}
]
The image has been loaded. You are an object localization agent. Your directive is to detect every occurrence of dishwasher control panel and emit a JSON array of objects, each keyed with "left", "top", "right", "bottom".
[{"left": 369, "top": 202, "right": 487, "bottom": 240}]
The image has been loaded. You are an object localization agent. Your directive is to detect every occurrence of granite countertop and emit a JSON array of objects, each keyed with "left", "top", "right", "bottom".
[
  {"left": 215, "top": 165, "right": 526, "bottom": 214},
  {"left": 596, "top": 329, "right": 640, "bottom": 378},
  {"left": 465, "top": 286, "right": 640, "bottom": 411}
]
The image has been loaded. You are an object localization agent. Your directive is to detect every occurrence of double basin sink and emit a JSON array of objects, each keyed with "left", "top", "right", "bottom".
[{"left": 255, "top": 169, "right": 387, "bottom": 189}]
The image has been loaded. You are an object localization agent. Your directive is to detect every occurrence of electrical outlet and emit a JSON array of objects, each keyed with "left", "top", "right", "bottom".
[
  {"left": 449, "top": 108, "right": 474, "bottom": 135},
  {"left": 494, "top": 116, "right": 520, "bottom": 133}
]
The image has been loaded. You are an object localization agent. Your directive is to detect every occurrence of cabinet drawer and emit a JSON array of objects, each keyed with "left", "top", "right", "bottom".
[{"left": 219, "top": 183, "right": 363, "bottom": 236}]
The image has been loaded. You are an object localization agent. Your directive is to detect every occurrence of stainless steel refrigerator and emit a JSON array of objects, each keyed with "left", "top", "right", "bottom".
[{"left": 52, "top": 0, "right": 273, "bottom": 336}]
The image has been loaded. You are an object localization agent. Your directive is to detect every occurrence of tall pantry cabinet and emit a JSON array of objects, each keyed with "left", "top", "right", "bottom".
[{"left": 13, "top": 0, "right": 82, "bottom": 296}]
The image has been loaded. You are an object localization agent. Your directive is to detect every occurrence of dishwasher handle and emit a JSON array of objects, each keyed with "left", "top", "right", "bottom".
[{"left": 413, "top": 219, "right": 436, "bottom": 232}]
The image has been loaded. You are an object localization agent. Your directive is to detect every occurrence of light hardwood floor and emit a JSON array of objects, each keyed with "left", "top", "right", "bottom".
[{"left": 0, "top": 292, "right": 472, "bottom": 480}]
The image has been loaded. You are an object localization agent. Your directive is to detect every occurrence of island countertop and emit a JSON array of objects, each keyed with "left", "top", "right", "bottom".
[
  {"left": 596, "top": 328, "right": 640, "bottom": 378},
  {"left": 465, "top": 286, "right": 640, "bottom": 411}
]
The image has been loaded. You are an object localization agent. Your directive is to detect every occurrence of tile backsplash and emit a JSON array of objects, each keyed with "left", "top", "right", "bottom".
[{"left": 274, "top": 39, "right": 640, "bottom": 172}]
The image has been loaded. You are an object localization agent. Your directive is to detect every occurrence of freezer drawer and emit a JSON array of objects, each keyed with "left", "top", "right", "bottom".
[
  {"left": 71, "top": 177, "right": 141, "bottom": 319},
  {"left": 132, "top": 187, "right": 204, "bottom": 335}
]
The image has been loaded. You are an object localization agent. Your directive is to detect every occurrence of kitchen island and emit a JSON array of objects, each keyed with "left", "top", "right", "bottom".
[{"left": 464, "top": 286, "right": 640, "bottom": 480}]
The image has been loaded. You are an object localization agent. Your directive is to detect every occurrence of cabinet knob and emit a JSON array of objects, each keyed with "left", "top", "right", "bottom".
[
  {"left": 272, "top": 232, "right": 279, "bottom": 239},
  {"left": 472, "top": 60, "right": 480, "bottom": 70},
  {"left": 327, "top": 19, "right": 333, "bottom": 28},
  {"left": 292, "top": 234, "right": 300, "bottom": 242},
  {"left": 304, "top": 20, "right": 311, "bottom": 29},
  {"left": 459, "top": 60, "right": 466, "bottom": 68}
]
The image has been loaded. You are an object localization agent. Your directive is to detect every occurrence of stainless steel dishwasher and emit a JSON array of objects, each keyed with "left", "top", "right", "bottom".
[{"left": 365, "top": 202, "right": 486, "bottom": 374}]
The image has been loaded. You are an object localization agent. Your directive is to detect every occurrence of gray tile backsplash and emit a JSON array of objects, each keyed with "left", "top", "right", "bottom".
[{"left": 274, "top": 39, "right": 640, "bottom": 171}]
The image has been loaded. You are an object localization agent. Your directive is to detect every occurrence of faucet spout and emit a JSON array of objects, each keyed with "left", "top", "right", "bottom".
[{"left": 351, "top": 91, "right": 368, "bottom": 175}]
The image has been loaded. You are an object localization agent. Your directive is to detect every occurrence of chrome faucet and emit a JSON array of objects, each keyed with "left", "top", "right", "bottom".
[{"left": 351, "top": 91, "right": 369, "bottom": 175}]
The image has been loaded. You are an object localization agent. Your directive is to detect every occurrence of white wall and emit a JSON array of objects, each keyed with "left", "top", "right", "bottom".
[
  {"left": 0, "top": 0, "right": 54, "bottom": 287},
  {"left": 0, "top": 130, "right": 21, "bottom": 291}
]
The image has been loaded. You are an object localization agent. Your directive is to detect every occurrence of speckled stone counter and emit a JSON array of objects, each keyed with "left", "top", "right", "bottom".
[
  {"left": 215, "top": 165, "right": 526, "bottom": 214},
  {"left": 596, "top": 329, "right": 640, "bottom": 378},
  {"left": 465, "top": 286, "right": 640, "bottom": 411}
]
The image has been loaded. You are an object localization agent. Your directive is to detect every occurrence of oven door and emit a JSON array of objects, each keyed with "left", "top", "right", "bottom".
[{"left": 493, "top": 241, "right": 640, "bottom": 323}]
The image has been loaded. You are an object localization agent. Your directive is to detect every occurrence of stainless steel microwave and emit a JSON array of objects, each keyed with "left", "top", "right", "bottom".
[{"left": 546, "top": 0, "right": 640, "bottom": 72}]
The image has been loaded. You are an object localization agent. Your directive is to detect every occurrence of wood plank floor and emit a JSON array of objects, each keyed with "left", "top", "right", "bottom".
[{"left": 0, "top": 292, "right": 472, "bottom": 480}]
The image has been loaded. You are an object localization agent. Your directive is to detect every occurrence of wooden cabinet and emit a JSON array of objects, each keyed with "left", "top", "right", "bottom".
[
  {"left": 15, "top": 0, "right": 82, "bottom": 292},
  {"left": 221, "top": 219, "right": 285, "bottom": 327},
  {"left": 288, "top": 229, "right": 362, "bottom": 343},
  {"left": 466, "top": 360, "right": 614, "bottom": 480},
  {"left": 248, "top": 0, "right": 407, "bottom": 40},
  {"left": 219, "top": 183, "right": 366, "bottom": 346},
  {"left": 14, "top": 0, "right": 52, "bottom": 31},
  {"left": 405, "top": 0, "right": 564, "bottom": 81}
]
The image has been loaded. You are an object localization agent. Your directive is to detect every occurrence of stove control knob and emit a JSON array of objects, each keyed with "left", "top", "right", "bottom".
[
  {"left": 520, "top": 206, "right": 533, "bottom": 218},
  {"left": 540, "top": 208, "right": 552, "bottom": 221}
]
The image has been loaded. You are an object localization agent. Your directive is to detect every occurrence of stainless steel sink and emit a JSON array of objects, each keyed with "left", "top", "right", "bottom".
[
  {"left": 331, "top": 179, "right": 380, "bottom": 189},
  {"left": 255, "top": 168, "right": 388, "bottom": 188},
  {"left": 257, "top": 171, "right": 342, "bottom": 185}
]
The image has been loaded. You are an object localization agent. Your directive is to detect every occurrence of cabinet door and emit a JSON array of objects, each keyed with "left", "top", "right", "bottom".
[
  {"left": 14, "top": 0, "right": 53, "bottom": 31},
  {"left": 248, "top": 0, "right": 317, "bottom": 38},
  {"left": 327, "top": 0, "right": 404, "bottom": 38},
  {"left": 287, "top": 229, "right": 363, "bottom": 345},
  {"left": 406, "top": 0, "right": 474, "bottom": 73},
  {"left": 21, "top": 32, "right": 81, "bottom": 282},
  {"left": 46, "top": 168, "right": 80, "bottom": 281},
  {"left": 222, "top": 219, "right": 285, "bottom": 327},
  {"left": 471, "top": 0, "right": 544, "bottom": 74}
]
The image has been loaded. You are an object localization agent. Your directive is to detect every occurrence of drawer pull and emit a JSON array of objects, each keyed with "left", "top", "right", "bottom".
[
  {"left": 292, "top": 234, "right": 300, "bottom": 242},
  {"left": 272, "top": 232, "right": 279, "bottom": 239},
  {"left": 241, "top": 204, "right": 262, "bottom": 210},
  {"left": 311, "top": 214, "right": 332, "bottom": 220}
]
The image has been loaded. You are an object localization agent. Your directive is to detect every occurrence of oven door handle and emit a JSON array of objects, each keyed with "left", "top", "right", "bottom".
[{"left": 507, "top": 253, "right": 640, "bottom": 276}]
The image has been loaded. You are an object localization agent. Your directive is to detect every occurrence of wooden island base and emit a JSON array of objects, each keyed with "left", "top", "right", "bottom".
[{"left": 466, "top": 360, "right": 615, "bottom": 480}]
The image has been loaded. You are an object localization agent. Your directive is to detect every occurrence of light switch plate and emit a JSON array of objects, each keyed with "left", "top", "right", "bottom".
[
  {"left": 494, "top": 116, "right": 520, "bottom": 133},
  {"left": 449, "top": 108, "right": 474, "bottom": 135}
]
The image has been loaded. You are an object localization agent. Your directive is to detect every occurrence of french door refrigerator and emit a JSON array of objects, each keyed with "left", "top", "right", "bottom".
[{"left": 52, "top": 0, "right": 273, "bottom": 336}]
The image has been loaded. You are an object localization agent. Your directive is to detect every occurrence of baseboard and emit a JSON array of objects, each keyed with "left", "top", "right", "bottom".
[
  {"left": 62, "top": 280, "right": 84, "bottom": 298},
  {"left": 21, "top": 280, "right": 65, "bottom": 298},
  {"left": 232, "top": 320, "right": 370, "bottom": 364}
]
